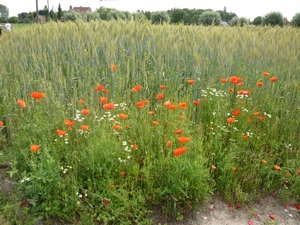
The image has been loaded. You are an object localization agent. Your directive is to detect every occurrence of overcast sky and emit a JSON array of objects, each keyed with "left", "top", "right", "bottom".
[{"left": 5, "top": 0, "right": 300, "bottom": 21}]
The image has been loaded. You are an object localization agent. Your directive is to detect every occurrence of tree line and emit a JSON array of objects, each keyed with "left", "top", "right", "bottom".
[{"left": 1, "top": 3, "right": 300, "bottom": 27}]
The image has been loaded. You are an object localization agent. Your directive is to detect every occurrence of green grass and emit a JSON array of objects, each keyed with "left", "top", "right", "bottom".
[{"left": 0, "top": 20, "right": 299, "bottom": 224}]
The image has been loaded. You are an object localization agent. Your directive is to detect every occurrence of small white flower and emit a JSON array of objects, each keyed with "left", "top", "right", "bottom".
[{"left": 122, "top": 141, "right": 127, "bottom": 146}]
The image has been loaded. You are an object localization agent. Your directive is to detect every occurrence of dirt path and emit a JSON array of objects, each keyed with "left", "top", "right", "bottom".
[{"left": 153, "top": 195, "right": 300, "bottom": 225}]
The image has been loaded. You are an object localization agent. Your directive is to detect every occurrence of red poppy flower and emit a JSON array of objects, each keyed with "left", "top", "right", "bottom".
[
  {"left": 132, "top": 85, "right": 142, "bottom": 92},
  {"left": 187, "top": 79, "right": 195, "bottom": 85},
  {"left": 80, "top": 125, "right": 89, "bottom": 130},
  {"left": 177, "top": 136, "right": 191, "bottom": 143},
  {"left": 120, "top": 171, "right": 125, "bottom": 176},
  {"left": 227, "top": 118, "right": 235, "bottom": 124},
  {"left": 156, "top": 93, "right": 164, "bottom": 100},
  {"left": 79, "top": 99, "right": 85, "bottom": 104},
  {"left": 232, "top": 109, "right": 241, "bottom": 117},
  {"left": 152, "top": 121, "right": 159, "bottom": 126},
  {"left": 253, "top": 112, "right": 260, "bottom": 116},
  {"left": 229, "top": 88, "right": 234, "bottom": 93},
  {"left": 0, "top": 121, "right": 3, "bottom": 127},
  {"left": 56, "top": 129, "right": 67, "bottom": 136},
  {"left": 100, "top": 97, "right": 108, "bottom": 103},
  {"left": 242, "top": 135, "right": 248, "bottom": 139},
  {"left": 232, "top": 167, "right": 236, "bottom": 172},
  {"left": 102, "top": 89, "right": 110, "bottom": 93},
  {"left": 110, "top": 64, "right": 117, "bottom": 71},
  {"left": 148, "top": 111, "right": 155, "bottom": 115},
  {"left": 166, "top": 140, "right": 171, "bottom": 147},
  {"left": 261, "top": 160, "right": 267, "bottom": 164},
  {"left": 168, "top": 104, "right": 177, "bottom": 110},
  {"left": 132, "top": 144, "right": 138, "bottom": 149},
  {"left": 211, "top": 165, "right": 216, "bottom": 170},
  {"left": 81, "top": 109, "right": 91, "bottom": 115},
  {"left": 263, "top": 72, "right": 270, "bottom": 76},
  {"left": 229, "top": 76, "right": 242, "bottom": 84},
  {"left": 95, "top": 85, "right": 105, "bottom": 91},
  {"left": 221, "top": 78, "right": 227, "bottom": 83},
  {"left": 193, "top": 100, "right": 200, "bottom": 106},
  {"left": 109, "top": 184, "right": 115, "bottom": 189},
  {"left": 259, "top": 116, "right": 266, "bottom": 121},
  {"left": 174, "top": 129, "right": 184, "bottom": 134},
  {"left": 103, "top": 199, "right": 109, "bottom": 205},
  {"left": 119, "top": 114, "right": 128, "bottom": 119},
  {"left": 30, "top": 145, "right": 40, "bottom": 153},
  {"left": 256, "top": 81, "right": 263, "bottom": 87},
  {"left": 113, "top": 124, "right": 122, "bottom": 130},
  {"left": 174, "top": 147, "right": 187, "bottom": 156},
  {"left": 136, "top": 101, "right": 145, "bottom": 108},
  {"left": 164, "top": 100, "right": 171, "bottom": 107},
  {"left": 274, "top": 165, "right": 281, "bottom": 170},
  {"left": 179, "top": 115, "right": 186, "bottom": 119},
  {"left": 178, "top": 102, "right": 187, "bottom": 109},
  {"left": 30, "top": 92, "right": 45, "bottom": 99},
  {"left": 64, "top": 120, "right": 75, "bottom": 127},
  {"left": 270, "top": 76, "right": 278, "bottom": 82},
  {"left": 160, "top": 85, "right": 166, "bottom": 89},
  {"left": 17, "top": 99, "right": 26, "bottom": 108},
  {"left": 103, "top": 103, "right": 115, "bottom": 110}
]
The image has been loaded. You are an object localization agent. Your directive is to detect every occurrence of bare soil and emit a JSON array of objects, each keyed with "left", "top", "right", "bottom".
[{"left": 1, "top": 166, "right": 300, "bottom": 225}]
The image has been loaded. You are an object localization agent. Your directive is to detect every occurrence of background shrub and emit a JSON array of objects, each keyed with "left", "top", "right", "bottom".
[
  {"left": 291, "top": 12, "right": 300, "bottom": 27},
  {"left": 151, "top": 11, "right": 170, "bottom": 24},
  {"left": 262, "top": 12, "right": 284, "bottom": 27},
  {"left": 198, "top": 10, "right": 221, "bottom": 26}
]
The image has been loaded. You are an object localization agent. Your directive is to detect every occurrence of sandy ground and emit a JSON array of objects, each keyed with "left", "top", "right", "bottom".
[{"left": 153, "top": 194, "right": 300, "bottom": 225}]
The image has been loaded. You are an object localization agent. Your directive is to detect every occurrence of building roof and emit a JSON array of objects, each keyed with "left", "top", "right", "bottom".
[
  {"left": 72, "top": 6, "right": 92, "bottom": 14},
  {"left": 34, "top": 15, "right": 46, "bottom": 22}
]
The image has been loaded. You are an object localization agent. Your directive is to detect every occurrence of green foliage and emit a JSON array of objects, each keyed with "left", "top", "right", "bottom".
[
  {"left": 169, "top": 8, "right": 188, "bottom": 24},
  {"left": 151, "top": 11, "right": 170, "bottom": 24},
  {"left": 263, "top": 12, "right": 284, "bottom": 27},
  {"left": 217, "top": 10, "right": 237, "bottom": 22},
  {"left": 291, "top": 13, "right": 300, "bottom": 27},
  {"left": 86, "top": 11, "right": 100, "bottom": 22},
  {"left": 63, "top": 10, "right": 86, "bottom": 22},
  {"left": 230, "top": 16, "right": 239, "bottom": 26},
  {"left": 8, "top": 17, "right": 18, "bottom": 23},
  {"left": 107, "top": 10, "right": 126, "bottom": 21},
  {"left": 132, "top": 12, "right": 147, "bottom": 22},
  {"left": 0, "top": 4, "right": 9, "bottom": 21},
  {"left": 230, "top": 16, "right": 249, "bottom": 27},
  {"left": 252, "top": 16, "right": 262, "bottom": 26},
  {"left": 198, "top": 10, "right": 221, "bottom": 26},
  {"left": 97, "top": 7, "right": 112, "bottom": 20},
  {"left": 57, "top": 3, "right": 63, "bottom": 22}
]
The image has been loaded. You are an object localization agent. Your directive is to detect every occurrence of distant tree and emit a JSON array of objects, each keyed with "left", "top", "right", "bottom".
[
  {"left": 262, "top": 12, "right": 284, "bottom": 27},
  {"left": 230, "top": 16, "right": 249, "bottom": 26},
  {"left": 169, "top": 8, "right": 187, "bottom": 24},
  {"left": 151, "top": 11, "right": 170, "bottom": 24},
  {"left": 123, "top": 11, "right": 132, "bottom": 21},
  {"left": 64, "top": 10, "right": 86, "bottom": 22},
  {"left": 97, "top": 7, "right": 112, "bottom": 20},
  {"left": 8, "top": 16, "right": 18, "bottom": 23},
  {"left": 217, "top": 10, "right": 237, "bottom": 22},
  {"left": 86, "top": 11, "right": 100, "bottom": 22},
  {"left": 143, "top": 11, "right": 151, "bottom": 20},
  {"left": 291, "top": 13, "right": 300, "bottom": 27},
  {"left": 252, "top": 16, "right": 262, "bottom": 25},
  {"left": 49, "top": 9, "right": 57, "bottom": 21},
  {"left": 132, "top": 12, "right": 147, "bottom": 21},
  {"left": 107, "top": 10, "right": 126, "bottom": 21},
  {"left": 57, "top": 4, "right": 63, "bottom": 21},
  {"left": 198, "top": 10, "right": 221, "bottom": 26},
  {"left": 18, "top": 12, "right": 27, "bottom": 20},
  {"left": 0, "top": 4, "right": 9, "bottom": 21},
  {"left": 230, "top": 16, "right": 239, "bottom": 26}
]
